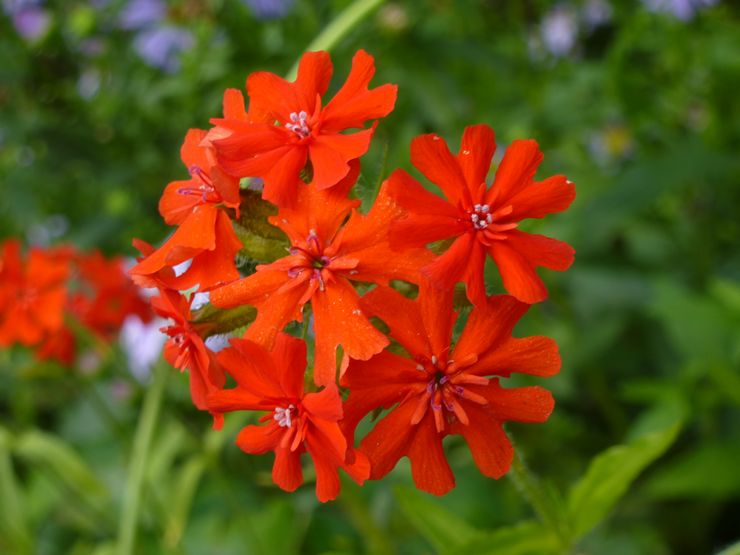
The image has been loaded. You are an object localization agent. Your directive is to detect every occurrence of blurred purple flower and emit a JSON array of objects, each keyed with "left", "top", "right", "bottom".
[
  {"left": 133, "top": 25, "right": 193, "bottom": 72},
  {"left": 643, "top": 0, "right": 719, "bottom": 20},
  {"left": 117, "top": 0, "right": 193, "bottom": 72},
  {"left": 583, "top": 0, "right": 612, "bottom": 30},
  {"left": 3, "top": 0, "right": 51, "bottom": 41},
  {"left": 119, "top": 0, "right": 165, "bottom": 29},
  {"left": 242, "top": 0, "right": 295, "bottom": 20},
  {"left": 541, "top": 5, "right": 578, "bottom": 57}
]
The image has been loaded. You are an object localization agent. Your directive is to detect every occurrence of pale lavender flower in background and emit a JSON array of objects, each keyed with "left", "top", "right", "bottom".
[
  {"left": 583, "top": 0, "right": 613, "bottom": 30},
  {"left": 117, "top": 0, "right": 193, "bottom": 72},
  {"left": 541, "top": 5, "right": 579, "bottom": 57},
  {"left": 643, "top": 0, "right": 719, "bottom": 20},
  {"left": 2, "top": 0, "right": 51, "bottom": 41},
  {"left": 120, "top": 315, "right": 167, "bottom": 382},
  {"left": 242, "top": 0, "right": 295, "bottom": 20},
  {"left": 77, "top": 69, "right": 101, "bottom": 100},
  {"left": 133, "top": 26, "right": 193, "bottom": 72},
  {"left": 119, "top": 0, "right": 165, "bottom": 29}
]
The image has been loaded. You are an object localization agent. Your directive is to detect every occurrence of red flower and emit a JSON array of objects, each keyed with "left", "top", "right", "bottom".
[
  {"left": 211, "top": 49, "right": 397, "bottom": 206},
  {"left": 0, "top": 239, "right": 70, "bottom": 348},
  {"left": 69, "top": 251, "right": 151, "bottom": 340},
  {"left": 387, "top": 124, "right": 575, "bottom": 304},
  {"left": 130, "top": 129, "right": 242, "bottom": 292},
  {"left": 210, "top": 174, "right": 432, "bottom": 386},
  {"left": 151, "top": 289, "right": 225, "bottom": 428},
  {"left": 342, "top": 282, "right": 559, "bottom": 495},
  {"left": 207, "top": 333, "right": 370, "bottom": 502}
]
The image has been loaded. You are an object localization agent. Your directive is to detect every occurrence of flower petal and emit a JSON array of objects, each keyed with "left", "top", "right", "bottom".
[
  {"left": 458, "top": 124, "right": 496, "bottom": 194},
  {"left": 236, "top": 421, "right": 284, "bottom": 454},
  {"left": 471, "top": 336, "right": 561, "bottom": 378},
  {"left": 489, "top": 231, "right": 574, "bottom": 303},
  {"left": 295, "top": 51, "right": 333, "bottom": 109},
  {"left": 309, "top": 128, "right": 373, "bottom": 190},
  {"left": 411, "top": 133, "right": 469, "bottom": 206},
  {"left": 322, "top": 49, "right": 397, "bottom": 131},
  {"left": 407, "top": 410, "right": 455, "bottom": 495},
  {"left": 272, "top": 446, "right": 304, "bottom": 492},
  {"left": 359, "top": 286, "right": 429, "bottom": 357},
  {"left": 453, "top": 294, "right": 529, "bottom": 364},
  {"left": 312, "top": 278, "right": 388, "bottom": 385},
  {"left": 359, "top": 398, "right": 418, "bottom": 479},
  {"left": 452, "top": 403, "right": 514, "bottom": 479},
  {"left": 422, "top": 233, "right": 478, "bottom": 292},
  {"left": 478, "top": 382, "right": 555, "bottom": 423},
  {"left": 486, "top": 139, "right": 543, "bottom": 206},
  {"left": 507, "top": 175, "right": 576, "bottom": 221}
]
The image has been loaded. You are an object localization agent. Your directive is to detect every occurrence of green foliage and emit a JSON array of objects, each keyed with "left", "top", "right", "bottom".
[{"left": 566, "top": 401, "right": 685, "bottom": 541}]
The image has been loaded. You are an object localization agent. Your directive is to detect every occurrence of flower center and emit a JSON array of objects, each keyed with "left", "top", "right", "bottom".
[
  {"left": 285, "top": 111, "right": 311, "bottom": 138},
  {"left": 287, "top": 229, "right": 331, "bottom": 291},
  {"left": 177, "top": 165, "right": 219, "bottom": 203},
  {"left": 410, "top": 354, "right": 488, "bottom": 433},
  {"left": 274, "top": 404, "right": 295, "bottom": 428},
  {"left": 469, "top": 203, "right": 493, "bottom": 229}
]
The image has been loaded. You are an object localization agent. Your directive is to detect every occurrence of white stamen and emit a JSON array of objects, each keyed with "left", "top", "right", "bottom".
[
  {"left": 286, "top": 111, "right": 310, "bottom": 138},
  {"left": 274, "top": 404, "right": 295, "bottom": 428},
  {"left": 431, "top": 355, "right": 438, "bottom": 365},
  {"left": 470, "top": 203, "right": 494, "bottom": 230},
  {"left": 462, "top": 149, "right": 471, "bottom": 155},
  {"left": 416, "top": 363, "right": 425, "bottom": 372}
]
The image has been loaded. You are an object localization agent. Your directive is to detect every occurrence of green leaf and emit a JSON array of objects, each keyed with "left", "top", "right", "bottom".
[
  {"left": 0, "top": 427, "right": 32, "bottom": 553},
  {"left": 448, "top": 521, "right": 559, "bottom": 555},
  {"left": 13, "top": 430, "right": 109, "bottom": 511},
  {"left": 716, "top": 540, "right": 740, "bottom": 555},
  {"left": 645, "top": 440, "right": 740, "bottom": 500},
  {"left": 566, "top": 401, "right": 684, "bottom": 540},
  {"left": 394, "top": 485, "right": 479, "bottom": 552}
]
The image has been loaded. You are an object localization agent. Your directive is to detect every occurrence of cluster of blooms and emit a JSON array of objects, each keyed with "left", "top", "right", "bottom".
[
  {"left": 131, "top": 50, "right": 575, "bottom": 501},
  {"left": 0, "top": 240, "right": 151, "bottom": 365}
]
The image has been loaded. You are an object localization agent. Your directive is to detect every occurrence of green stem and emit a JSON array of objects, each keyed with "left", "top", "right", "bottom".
[
  {"left": 117, "top": 360, "right": 169, "bottom": 555},
  {"left": 287, "top": 0, "right": 387, "bottom": 79},
  {"left": 0, "top": 429, "right": 32, "bottom": 554},
  {"left": 509, "top": 451, "right": 570, "bottom": 550}
]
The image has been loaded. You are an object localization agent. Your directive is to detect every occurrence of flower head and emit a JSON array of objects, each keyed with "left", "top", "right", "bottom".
[
  {"left": 208, "top": 333, "right": 370, "bottom": 501},
  {"left": 387, "top": 124, "right": 575, "bottom": 304},
  {"left": 211, "top": 49, "right": 397, "bottom": 206},
  {"left": 0, "top": 239, "right": 70, "bottom": 348},
  {"left": 151, "top": 289, "right": 225, "bottom": 428},
  {"left": 210, "top": 173, "right": 432, "bottom": 385},
  {"left": 130, "top": 129, "right": 242, "bottom": 292},
  {"left": 342, "top": 281, "right": 559, "bottom": 494}
]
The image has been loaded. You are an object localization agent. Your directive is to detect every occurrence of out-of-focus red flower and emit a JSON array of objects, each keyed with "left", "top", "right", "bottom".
[
  {"left": 151, "top": 288, "right": 225, "bottom": 428},
  {"left": 387, "top": 124, "right": 575, "bottom": 304},
  {"left": 210, "top": 171, "right": 433, "bottom": 386},
  {"left": 342, "top": 281, "right": 560, "bottom": 495},
  {"left": 69, "top": 251, "right": 151, "bottom": 340},
  {"left": 0, "top": 239, "right": 70, "bottom": 348},
  {"left": 211, "top": 49, "right": 397, "bottom": 206},
  {"left": 35, "top": 327, "right": 76, "bottom": 365},
  {"left": 208, "top": 333, "right": 370, "bottom": 502},
  {"left": 130, "top": 129, "right": 243, "bottom": 292}
]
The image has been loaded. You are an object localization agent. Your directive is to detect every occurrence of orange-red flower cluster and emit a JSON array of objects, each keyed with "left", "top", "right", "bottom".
[
  {"left": 131, "top": 49, "right": 575, "bottom": 501},
  {"left": 0, "top": 240, "right": 151, "bottom": 365}
]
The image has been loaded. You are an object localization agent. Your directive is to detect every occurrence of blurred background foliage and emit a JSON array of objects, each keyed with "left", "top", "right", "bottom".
[{"left": 1, "top": 0, "right": 740, "bottom": 554}]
